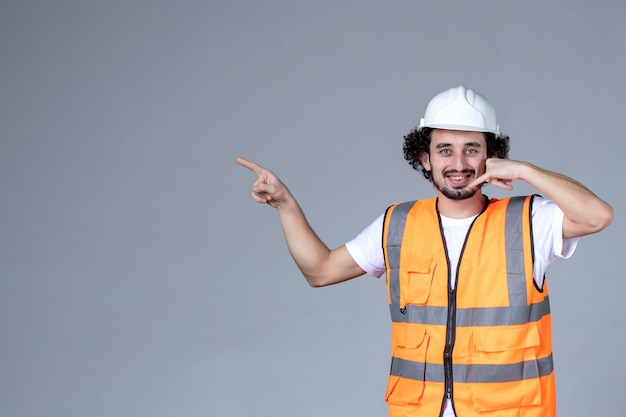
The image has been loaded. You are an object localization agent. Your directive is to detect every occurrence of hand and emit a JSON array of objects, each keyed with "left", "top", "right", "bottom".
[
  {"left": 469, "top": 158, "right": 528, "bottom": 191},
  {"left": 236, "top": 157, "right": 292, "bottom": 209}
]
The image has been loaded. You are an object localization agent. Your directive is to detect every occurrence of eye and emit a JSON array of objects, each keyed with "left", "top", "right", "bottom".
[
  {"left": 440, "top": 149, "right": 451, "bottom": 155},
  {"left": 465, "top": 148, "right": 478, "bottom": 155}
]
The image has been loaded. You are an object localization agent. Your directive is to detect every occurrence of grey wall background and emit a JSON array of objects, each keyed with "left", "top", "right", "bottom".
[{"left": 1, "top": 1, "right": 624, "bottom": 416}]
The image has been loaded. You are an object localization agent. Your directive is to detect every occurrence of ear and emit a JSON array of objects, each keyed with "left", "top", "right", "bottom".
[{"left": 419, "top": 151, "right": 431, "bottom": 171}]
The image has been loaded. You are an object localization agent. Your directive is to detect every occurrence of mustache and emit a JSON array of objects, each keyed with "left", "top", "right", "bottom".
[{"left": 443, "top": 169, "right": 476, "bottom": 176}]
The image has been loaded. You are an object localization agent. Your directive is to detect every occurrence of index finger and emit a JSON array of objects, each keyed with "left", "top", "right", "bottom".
[
  {"left": 468, "top": 173, "right": 489, "bottom": 189},
  {"left": 236, "top": 157, "right": 266, "bottom": 176}
]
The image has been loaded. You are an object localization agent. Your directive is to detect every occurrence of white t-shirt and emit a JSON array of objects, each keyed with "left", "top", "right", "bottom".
[{"left": 344, "top": 196, "right": 578, "bottom": 417}]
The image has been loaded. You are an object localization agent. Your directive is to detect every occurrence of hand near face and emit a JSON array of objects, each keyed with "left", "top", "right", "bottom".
[
  {"left": 469, "top": 158, "right": 528, "bottom": 191},
  {"left": 236, "top": 157, "right": 292, "bottom": 209}
]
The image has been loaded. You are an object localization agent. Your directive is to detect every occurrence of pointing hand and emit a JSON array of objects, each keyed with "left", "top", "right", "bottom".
[{"left": 236, "top": 157, "right": 292, "bottom": 209}]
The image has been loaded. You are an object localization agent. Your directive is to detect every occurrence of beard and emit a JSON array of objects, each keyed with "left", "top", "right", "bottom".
[
  {"left": 440, "top": 186, "right": 478, "bottom": 200},
  {"left": 433, "top": 169, "right": 479, "bottom": 201}
]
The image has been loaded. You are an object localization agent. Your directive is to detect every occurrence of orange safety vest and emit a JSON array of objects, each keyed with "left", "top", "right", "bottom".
[{"left": 382, "top": 196, "right": 556, "bottom": 417}]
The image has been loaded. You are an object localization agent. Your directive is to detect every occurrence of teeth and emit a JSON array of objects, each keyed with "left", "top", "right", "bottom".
[{"left": 451, "top": 176, "right": 465, "bottom": 180}]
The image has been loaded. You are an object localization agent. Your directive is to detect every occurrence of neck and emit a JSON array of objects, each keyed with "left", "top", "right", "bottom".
[{"left": 436, "top": 192, "right": 487, "bottom": 219}]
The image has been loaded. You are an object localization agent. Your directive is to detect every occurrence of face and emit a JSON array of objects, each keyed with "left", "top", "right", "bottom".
[{"left": 420, "top": 129, "right": 487, "bottom": 201}]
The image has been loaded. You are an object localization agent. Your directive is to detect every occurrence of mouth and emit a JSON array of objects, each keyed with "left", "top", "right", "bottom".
[{"left": 444, "top": 170, "right": 475, "bottom": 188}]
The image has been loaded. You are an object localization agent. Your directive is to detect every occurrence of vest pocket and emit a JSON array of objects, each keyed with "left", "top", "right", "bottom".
[
  {"left": 399, "top": 254, "right": 434, "bottom": 307},
  {"left": 385, "top": 324, "right": 430, "bottom": 405},
  {"left": 471, "top": 325, "right": 542, "bottom": 411}
]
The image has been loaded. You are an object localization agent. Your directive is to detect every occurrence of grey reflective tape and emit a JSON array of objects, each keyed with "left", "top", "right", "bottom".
[
  {"left": 505, "top": 196, "right": 528, "bottom": 306},
  {"left": 390, "top": 303, "right": 448, "bottom": 325},
  {"left": 385, "top": 201, "right": 415, "bottom": 307},
  {"left": 390, "top": 296, "right": 551, "bottom": 326},
  {"left": 461, "top": 354, "right": 554, "bottom": 383},
  {"left": 391, "top": 354, "right": 554, "bottom": 384},
  {"left": 390, "top": 356, "right": 445, "bottom": 383}
]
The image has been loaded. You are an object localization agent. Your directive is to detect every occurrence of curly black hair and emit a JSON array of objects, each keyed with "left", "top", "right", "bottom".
[{"left": 403, "top": 127, "right": 510, "bottom": 182}]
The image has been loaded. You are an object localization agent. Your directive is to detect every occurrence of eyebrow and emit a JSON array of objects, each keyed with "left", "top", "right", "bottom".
[{"left": 435, "top": 141, "right": 483, "bottom": 149}]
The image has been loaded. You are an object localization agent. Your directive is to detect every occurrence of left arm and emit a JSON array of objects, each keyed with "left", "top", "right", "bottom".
[{"left": 469, "top": 158, "right": 614, "bottom": 238}]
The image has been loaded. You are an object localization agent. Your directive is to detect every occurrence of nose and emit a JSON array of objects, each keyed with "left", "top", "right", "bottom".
[{"left": 451, "top": 153, "right": 467, "bottom": 171}]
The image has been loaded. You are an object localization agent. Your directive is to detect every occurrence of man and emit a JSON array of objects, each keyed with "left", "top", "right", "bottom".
[{"left": 237, "top": 86, "right": 613, "bottom": 417}]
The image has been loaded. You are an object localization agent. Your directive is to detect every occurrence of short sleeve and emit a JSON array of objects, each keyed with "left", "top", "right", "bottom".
[
  {"left": 345, "top": 213, "right": 386, "bottom": 278},
  {"left": 531, "top": 196, "right": 579, "bottom": 282}
]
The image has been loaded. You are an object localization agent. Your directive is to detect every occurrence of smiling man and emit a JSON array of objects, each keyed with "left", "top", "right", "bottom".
[
  {"left": 422, "top": 130, "right": 488, "bottom": 200},
  {"left": 237, "top": 86, "right": 613, "bottom": 417}
]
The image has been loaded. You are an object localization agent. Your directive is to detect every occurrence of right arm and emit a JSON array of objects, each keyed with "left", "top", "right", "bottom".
[{"left": 237, "top": 157, "right": 366, "bottom": 287}]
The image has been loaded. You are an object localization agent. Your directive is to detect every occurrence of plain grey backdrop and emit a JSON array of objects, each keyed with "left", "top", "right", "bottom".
[{"left": 1, "top": 1, "right": 624, "bottom": 416}]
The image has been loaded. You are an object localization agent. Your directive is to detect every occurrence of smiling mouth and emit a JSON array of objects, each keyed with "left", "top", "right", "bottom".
[{"left": 444, "top": 170, "right": 475, "bottom": 187}]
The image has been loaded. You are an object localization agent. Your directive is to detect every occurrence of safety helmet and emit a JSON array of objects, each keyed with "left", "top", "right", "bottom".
[{"left": 419, "top": 86, "right": 500, "bottom": 135}]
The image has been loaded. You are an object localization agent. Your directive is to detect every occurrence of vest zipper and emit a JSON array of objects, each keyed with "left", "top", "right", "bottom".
[
  {"left": 440, "top": 228, "right": 458, "bottom": 413},
  {"left": 437, "top": 197, "right": 487, "bottom": 415},
  {"left": 444, "top": 287, "right": 456, "bottom": 400}
]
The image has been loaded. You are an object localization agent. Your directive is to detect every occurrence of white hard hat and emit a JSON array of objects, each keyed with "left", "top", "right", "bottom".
[{"left": 419, "top": 86, "right": 500, "bottom": 135}]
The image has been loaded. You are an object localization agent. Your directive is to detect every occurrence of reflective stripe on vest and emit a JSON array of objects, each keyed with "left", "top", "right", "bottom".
[
  {"left": 390, "top": 353, "right": 554, "bottom": 383},
  {"left": 388, "top": 296, "right": 550, "bottom": 326}
]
